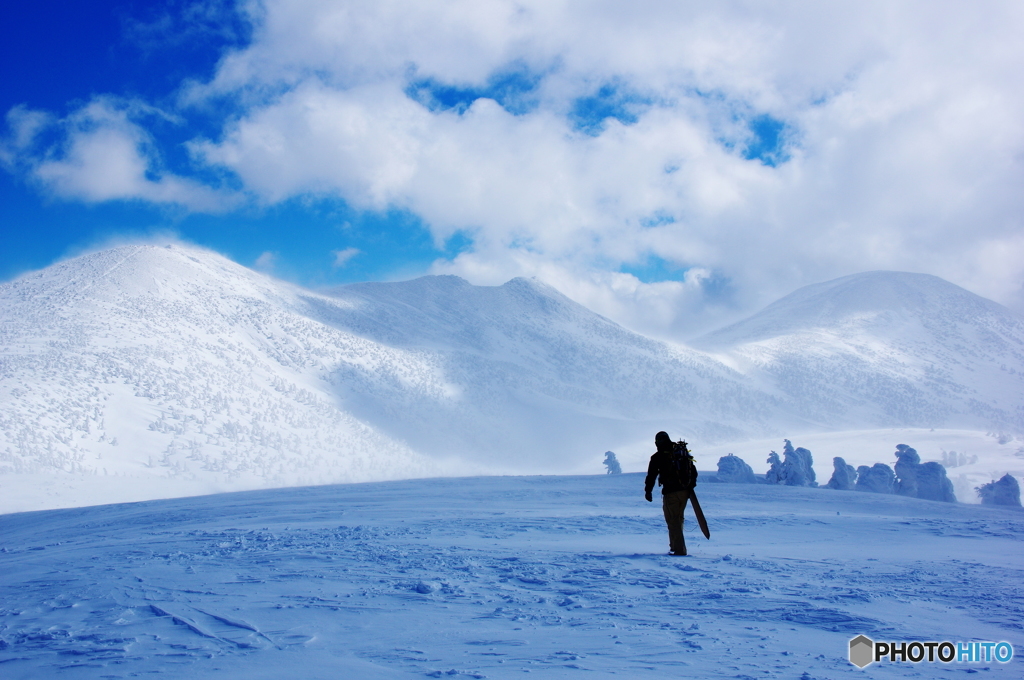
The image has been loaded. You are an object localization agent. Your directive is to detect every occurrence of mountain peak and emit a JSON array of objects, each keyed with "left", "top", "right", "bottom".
[
  {"left": 4, "top": 248, "right": 1023, "bottom": 503},
  {"left": 0, "top": 243, "right": 304, "bottom": 317},
  {"left": 695, "top": 270, "right": 1018, "bottom": 347},
  {"left": 690, "top": 270, "right": 1024, "bottom": 432}
]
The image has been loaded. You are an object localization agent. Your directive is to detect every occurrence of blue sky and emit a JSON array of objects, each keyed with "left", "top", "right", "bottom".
[
  {"left": 0, "top": 0, "right": 458, "bottom": 287},
  {"left": 3, "top": 1, "right": 1023, "bottom": 338}
]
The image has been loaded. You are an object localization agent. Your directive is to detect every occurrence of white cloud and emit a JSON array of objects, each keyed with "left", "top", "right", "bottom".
[
  {"left": 181, "top": 1, "right": 1024, "bottom": 332},
  {"left": 7, "top": 97, "right": 237, "bottom": 212},
  {"left": 0, "top": 106, "right": 52, "bottom": 169},
  {"left": 332, "top": 247, "right": 361, "bottom": 267},
  {"left": 10, "top": 1, "right": 1024, "bottom": 334},
  {"left": 430, "top": 250, "right": 734, "bottom": 340}
]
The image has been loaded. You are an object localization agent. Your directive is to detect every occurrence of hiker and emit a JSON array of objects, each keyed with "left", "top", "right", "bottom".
[{"left": 644, "top": 431, "right": 698, "bottom": 555}]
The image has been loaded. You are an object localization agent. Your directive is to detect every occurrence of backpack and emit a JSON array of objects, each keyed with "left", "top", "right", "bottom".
[{"left": 661, "top": 441, "right": 695, "bottom": 490}]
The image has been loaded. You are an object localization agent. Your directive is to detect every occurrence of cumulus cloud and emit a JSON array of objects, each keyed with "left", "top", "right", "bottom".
[
  {"left": 8, "top": 1, "right": 1024, "bottom": 334},
  {"left": 4, "top": 97, "right": 236, "bottom": 212},
  {"left": 181, "top": 0, "right": 1024, "bottom": 331}
]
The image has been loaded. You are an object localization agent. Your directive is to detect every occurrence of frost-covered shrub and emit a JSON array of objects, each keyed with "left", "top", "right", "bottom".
[
  {"left": 826, "top": 457, "right": 857, "bottom": 490},
  {"left": 603, "top": 451, "right": 622, "bottom": 475},
  {"left": 855, "top": 463, "right": 895, "bottom": 494},
  {"left": 716, "top": 453, "right": 757, "bottom": 484},
  {"left": 976, "top": 474, "right": 1021, "bottom": 507},
  {"left": 766, "top": 440, "right": 817, "bottom": 487}
]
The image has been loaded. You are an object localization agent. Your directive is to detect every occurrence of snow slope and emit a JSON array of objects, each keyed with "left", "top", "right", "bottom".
[
  {"left": 0, "top": 244, "right": 780, "bottom": 510},
  {"left": 694, "top": 271, "right": 1024, "bottom": 432},
  {"left": 0, "top": 245, "right": 442, "bottom": 491},
  {"left": 0, "top": 474, "right": 1020, "bottom": 678},
  {"left": 3, "top": 249, "right": 1023, "bottom": 513},
  {"left": 316, "top": 275, "right": 778, "bottom": 463}
]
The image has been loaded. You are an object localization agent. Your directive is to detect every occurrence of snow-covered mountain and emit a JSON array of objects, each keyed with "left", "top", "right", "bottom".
[
  {"left": 315, "top": 275, "right": 778, "bottom": 462},
  {"left": 0, "top": 244, "right": 443, "bottom": 488},
  {"left": 693, "top": 271, "right": 1024, "bottom": 432},
  {"left": 0, "top": 244, "right": 778, "bottom": 496},
  {"left": 2, "top": 248, "right": 1022, "bottom": 508}
]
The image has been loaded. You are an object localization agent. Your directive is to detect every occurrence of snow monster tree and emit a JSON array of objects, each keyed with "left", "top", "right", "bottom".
[
  {"left": 855, "top": 463, "right": 896, "bottom": 494},
  {"left": 826, "top": 457, "right": 858, "bottom": 490},
  {"left": 893, "top": 444, "right": 955, "bottom": 502},
  {"left": 977, "top": 474, "right": 1021, "bottom": 506},
  {"left": 716, "top": 453, "right": 758, "bottom": 483},
  {"left": 603, "top": 451, "right": 622, "bottom": 475},
  {"left": 766, "top": 440, "right": 816, "bottom": 486}
]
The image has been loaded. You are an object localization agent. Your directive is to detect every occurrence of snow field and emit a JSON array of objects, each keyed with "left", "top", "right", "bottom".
[{"left": 1, "top": 473, "right": 1021, "bottom": 678}]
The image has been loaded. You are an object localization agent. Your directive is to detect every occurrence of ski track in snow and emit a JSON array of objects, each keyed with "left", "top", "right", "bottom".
[{"left": 1, "top": 474, "right": 1021, "bottom": 679}]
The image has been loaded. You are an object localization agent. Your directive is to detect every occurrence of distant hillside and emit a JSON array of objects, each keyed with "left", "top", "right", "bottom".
[
  {"left": 0, "top": 244, "right": 779, "bottom": 490},
  {"left": 0, "top": 245, "right": 439, "bottom": 485},
  {"left": 314, "top": 274, "right": 782, "bottom": 461},
  {"left": 693, "top": 271, "right": 1024, "bottom": 431},
  {"left": 2, "top": 250, "right": 1022, "bottom": 501}
]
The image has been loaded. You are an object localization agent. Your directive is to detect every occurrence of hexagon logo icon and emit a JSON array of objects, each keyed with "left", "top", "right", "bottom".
[{"left": 849, "top": 635, "right": 874, "bottom": 668}]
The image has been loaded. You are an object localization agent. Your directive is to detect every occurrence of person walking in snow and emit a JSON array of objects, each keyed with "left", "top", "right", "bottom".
[{"left": 645, "top": 431, "right": 698, "bottom": 555}]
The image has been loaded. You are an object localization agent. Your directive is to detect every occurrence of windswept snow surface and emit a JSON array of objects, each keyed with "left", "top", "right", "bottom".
[{"left": 0, "top": 474, "right": 1021, "bottom": 679}]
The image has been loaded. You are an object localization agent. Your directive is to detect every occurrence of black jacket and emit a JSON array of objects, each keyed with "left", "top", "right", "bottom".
[{"left": 645, "top": 449, "right": 698, "bottom": 496}]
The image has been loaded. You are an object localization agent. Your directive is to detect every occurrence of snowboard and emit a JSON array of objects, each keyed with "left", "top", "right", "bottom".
[{"left": 688, "top": 491, "right": 711, "bottom": 539}]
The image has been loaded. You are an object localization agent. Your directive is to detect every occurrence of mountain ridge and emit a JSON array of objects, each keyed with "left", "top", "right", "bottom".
[
  {"left": 695, "top": 270, "right": 1023, "bottom": 346},
  {"left": 694, "top": 270, "right": 1024, "bottom": 432},
  {"left": 2, "top": 246, "right": 1022, "bottom": 501},
  {"left": 0, "top": 244, "right": 780, "bottom": 489}
]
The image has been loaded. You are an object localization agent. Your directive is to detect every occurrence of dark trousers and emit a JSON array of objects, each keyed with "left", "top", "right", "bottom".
[{"left": 662, "top": 490, "right": 689, "bottom": 554}]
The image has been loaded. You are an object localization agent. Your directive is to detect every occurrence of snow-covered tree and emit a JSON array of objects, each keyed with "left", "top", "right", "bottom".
[
  {"left": 894, "top": 444, "right": 955, "bottom": 502},
  {"left": 855, "top": 463, "right": 895, "bottom": 494},
  {"left": 915, "top": 462, "right": 956, "bottom": 502},
  {"left": 766, "top": 440, "right": 816, "bottom": 486},
  {"left": 784, "top": 440, "right": 817, "bottom": 487},
  {"left": 976, "top": 474, "right": 1021, "bottom": 506},
  {"left": 826, "top": 457, "right": 857, "bottom": 490},
  {"left": 716, "top": 453, "right": 757, "bottom": 483},
  {"left": 603, "top": 451, "right": 622, "bottom": 475},
  {"left": 765, "top": 450, "right": 783, "bottom": 484},
  {"left": 893, "top": 444, "right": 921, "bottom": 497}
]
